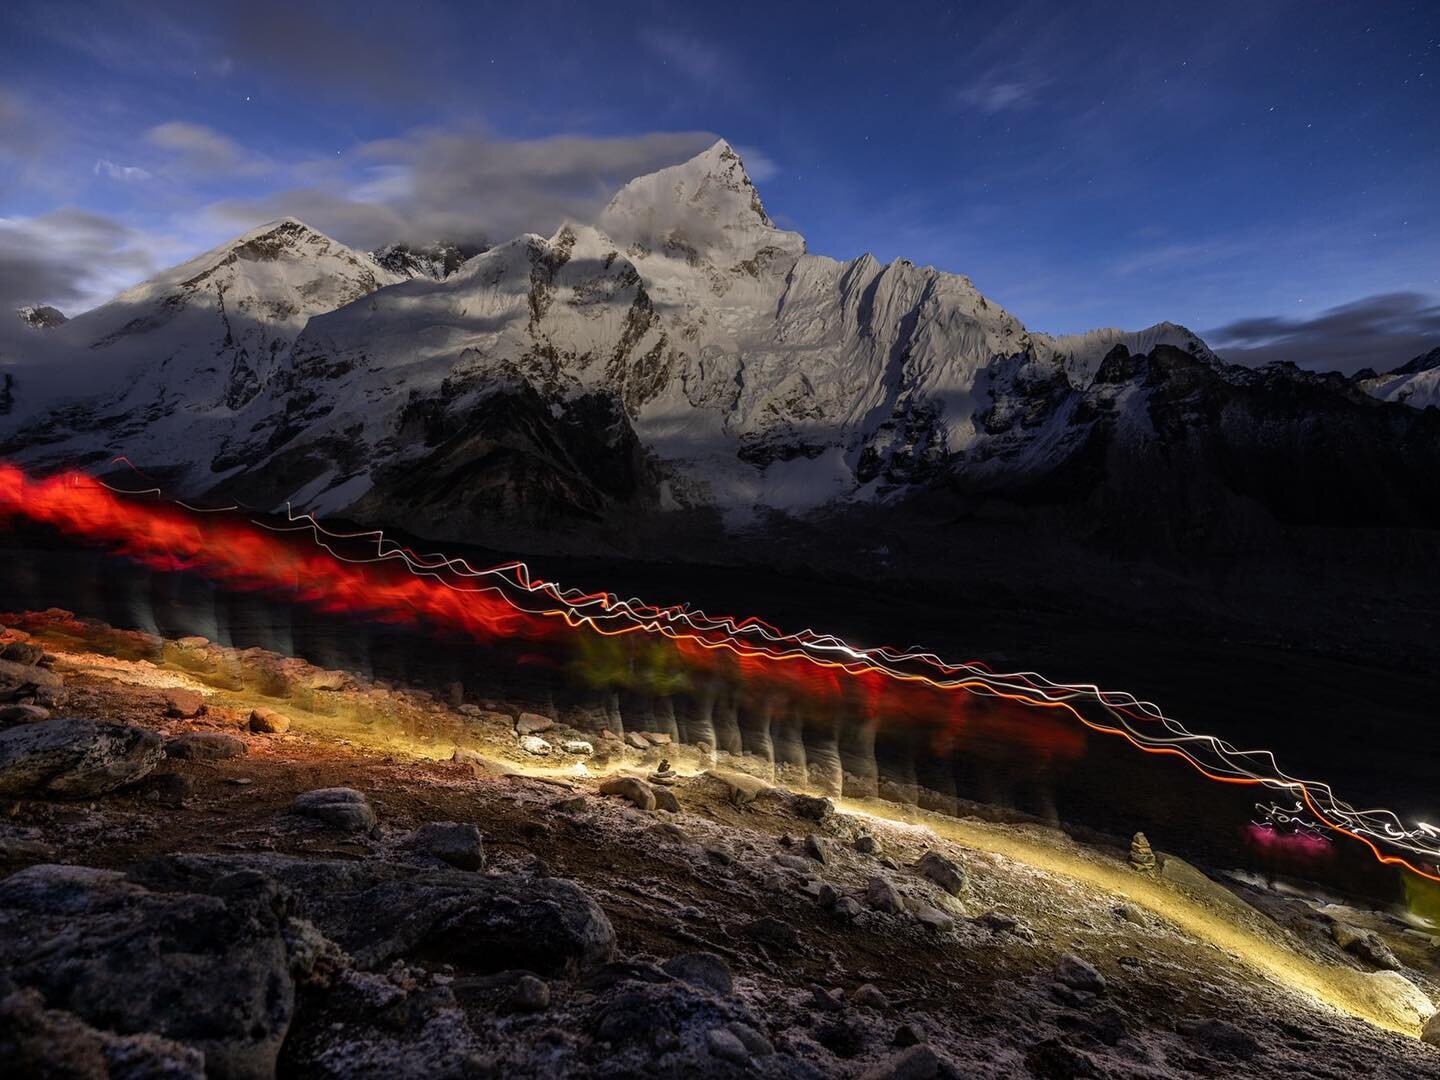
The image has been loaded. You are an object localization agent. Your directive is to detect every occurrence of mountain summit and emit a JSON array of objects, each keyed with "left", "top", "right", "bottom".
[{"left": 3, "top": 141, "right": 1435, "bottom": 548}]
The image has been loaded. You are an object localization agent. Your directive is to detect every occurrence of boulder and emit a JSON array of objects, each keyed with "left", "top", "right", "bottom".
[
  {"left": 866, "top": 875, "right": 905, "bottom": 914},
  {"left": 0, "top": 641, "right": 45, "bottom": 666},
  {"left": 512, "top": 974, "right": 550, "bottom": 1011},
  {"left": 518, "top": 734, "right": 552, "bottom": 756},
  {"left": 708, "top": 1026, "right": 751, "bottom": 1064},
  {"left": 516, "top": 712, "right": 555, "bottom": 735},
  {"left": 0, "top": 986, "right": 206, "bottom": 1079},
  {"left": 1332, "top": 922, "right": 1402, "bottom": 970},
  {"left": 562, "top": 739, "right": 594, "bottom": 756},
  {"left": 165, "top": 732, "right": 247, "bottom": 761},
  {"left": 860, "top": 1044, "right": 947, "bottom": 1079},
  {"left": 405, "top": 822, "right": 485, "bottom": 871},
  {"left": 803, "top": 833, "right": 830, "bottom": 864},
  {"left": 1055, "top": 952, "right": 1107, "bottom": 994},
  {"left": 1423, "top": 1010, "right": 1440, "bottom": 1046},
  {"left": 248, "top": 707, "right": 290, "bottom": 734},
  {"left": 652, "top": 786, "right": 680, "bottom": 813},
  {"left": 0, "top": 704, "right": 50, "bottom": 727},
  {"left": 599, "top": 775, "right": 656, "bottom": 811},
  {"left": 624, "top": 731, "right": 651, "bottom": 750},
  {"left": 792, "top": 793, "right": 834, "bottom": 821},
  {"left": 707, "top": 769, "right": 771, "bottom": 806},
  {"left": 0, "top": 863, "right": 294, "bottom": 1079},
  {"left": 911, "top": 903, "right": 956, "bottom": 932},
  {"left": 451, "top": 747, "right": 510, "bottom": 778},
  {"left": 0, "top": 718, "right": 163, "bottom": 797},
  {"left": 162, "top": 689, "right": 206, "bottom": 719},
  {"left": 916, "top": 850, "right": 965, "bottom": 896},
  {"left": 292, "top": 787, "right": 376, "bottom": 833},
  {"left": 131, "top": 852, "right": 616, "bottom": 977},
  {"left": 662, "top": 952, "right": 733, "bottom": 996}
]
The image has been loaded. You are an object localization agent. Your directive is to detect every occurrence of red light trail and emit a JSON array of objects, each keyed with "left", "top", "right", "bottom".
[{"left": 1, "top": 461, "right": 1436, "bottom": 883}]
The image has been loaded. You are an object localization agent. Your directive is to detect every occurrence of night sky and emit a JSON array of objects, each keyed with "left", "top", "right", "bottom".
[{"left": 1, "top": 0, "right": 1436, "bottom": 371}]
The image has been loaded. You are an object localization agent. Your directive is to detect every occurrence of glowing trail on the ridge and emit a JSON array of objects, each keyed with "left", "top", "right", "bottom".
[{"left": 1, "top": 462, "right": 1437, "bottom": 883}]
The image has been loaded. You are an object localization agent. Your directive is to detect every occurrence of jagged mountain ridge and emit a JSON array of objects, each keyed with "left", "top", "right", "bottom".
[{"left": 2, "top": 140, "right": 1437, "bottom": 547}]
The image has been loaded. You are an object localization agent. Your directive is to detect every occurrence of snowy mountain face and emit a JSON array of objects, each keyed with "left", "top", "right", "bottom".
[
  {"left": 3, "top": 141, "right": 1437, "bottom": 547},
  {"left": 1356, "top": 347, "right": 1440, "bottom": 410},
  {"left": 371, "top": 241, "right": 477, "bottom": 281},
  {"left": 15, "top": 306, "right": 68, "bottom": 330}
]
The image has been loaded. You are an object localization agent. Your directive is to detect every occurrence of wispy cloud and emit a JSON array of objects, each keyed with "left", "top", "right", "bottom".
[
  {"left": 145, "top": 121, "right": 269, "bottom": 178},
  {"left": 952, "top": 72, "right": 1048, "bottom": 114},
  {"left": 640, "top": 29, "right": 728, "bottom": 86},
  {"left": 93, "top": 158, "right": 151, "bottom": 182},
  {"left": 1207, "top": 292, "right": 1440, "bottom": 374}
]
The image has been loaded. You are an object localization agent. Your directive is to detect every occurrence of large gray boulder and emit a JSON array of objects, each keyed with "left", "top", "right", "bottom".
[
  {"left": 0, "top": 863, "right": 294, "bottom": 1079},
  {"left": 0, "top": 718, "right": 164, "bottom": 797},
  {"left": 133, "top": 853, "right": 617, "bottom": 977}
]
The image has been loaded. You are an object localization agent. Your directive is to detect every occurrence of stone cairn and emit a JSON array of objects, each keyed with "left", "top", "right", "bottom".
[{"left": 1129, "top": 832, "right": 1157, "bottom": 873}]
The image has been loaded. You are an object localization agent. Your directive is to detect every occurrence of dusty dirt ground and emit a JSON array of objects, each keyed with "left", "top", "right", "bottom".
[{"left": 3, "top": 609, "right": 1440, "bottom": 1078}]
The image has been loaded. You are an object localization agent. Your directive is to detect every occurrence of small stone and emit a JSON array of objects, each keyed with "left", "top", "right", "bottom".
[
  {"left": 164, "top": 732, "right": 247, "bottom": 761},
  {"left": 551, "top": 795, "right": 588, "bottom": 813},
  {"left": 645, "top": 732, "right": 673, "bottom": 746},
  {"left": 816, "top": 883, "right": 840, "bottom": 907},
  {"left": 854, "top": 833, "right": 880, "bottom": 854},
  {"left": 652, "top": 786, "right": 680, "bottom": 813},
  {"left": 977, "top": 910, "right": 1019, "bottom": 934},
  {"left": 744, "top": 916, "right": 798, "bottom": 950},
  {"left": 561, "top": 739, "right": 594, "bottom": 756},
  {"left": 704, "top": 847, "right": 733, "bottom": 865},
  {"left": 292, "top": 787, "right": 376, "bottom": 833},
  {"left": 1055, "top": 953, "right": 1106, "bottom": 994},
  {"left": 726, "top": 1021, "right": 774, "bottom": 1056},
  {"left": 598, "top": 775, "right": 656, "bottom": 811},
  {"left": 624, "top": 731, "right": 651, "bottom": 750},
  {"left": 803, "top": 833, "right": 829, "bottom": 865},
  {"left": 809, "top": 985, "right": 845, "bottom": 1012},
  {"left": 662, "top": 952, "right": 732, "bottom": 995},
  {"left": 1129, "top": 831, "right": 1157, "bottom": 872},
  {"left": 162, "top": 689, "right": 206, "bottom": 719},
  {"left": 916, "top": 850, "right": 965, "bottom": 895},
  {"left": 147, "top": 771, "right": 195, "bottom": 807},
  {"left": 516, "top": 713, "right": 555, "bottom": 735},
  {"left": 512, "top": 974, "right": 550, "bottom": 1011},
  {"left": 862, "top": 1043, "right": 942, "bottom": 1079},
  {"left": 457, "top": 704, "right": 484, "bottom": 717},
  {"left": 646, "top": 822, "right": 691, "bottom": 845},
  {"left": 892, "top": 1023, "right": 926, "bottom": 1048},
  {"left": 774, "top": 853, "right": 813, "bottom": 873},
  {"left": 406, "top": 821, "right": 485, "bottom": 871},
  {"left": 248, "top": 707, "right": 290, "bottom": 734},
  {"left": 452, "top": 748, "right": 508, "bottom": 777},
  {"left": 518, "top": 735, "right": 552, "bottom": 756},
  {"left": 853, "top": 983, "right": 890, "bottom": 1010},
  {"left": 866, "top": 875, "right": 905, "bottom": 914},
  {"left": 707, "top": 1026, "right": 751, "bottom": 1064},
  {"left": 0, "top": 704, "right": 50, "bottom": 727},
  {"left": 834, "top": 896, "right": 863, "bottom": 920}
]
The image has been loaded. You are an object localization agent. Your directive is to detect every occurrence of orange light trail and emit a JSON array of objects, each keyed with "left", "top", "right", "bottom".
[{"left": 1, "top": 462, "right": 1436, "bottom": 883}]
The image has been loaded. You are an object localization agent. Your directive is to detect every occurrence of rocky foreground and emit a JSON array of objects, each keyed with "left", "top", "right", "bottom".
[{"left": 2, "top": 609, "right": 1440, "bottom": 1078}]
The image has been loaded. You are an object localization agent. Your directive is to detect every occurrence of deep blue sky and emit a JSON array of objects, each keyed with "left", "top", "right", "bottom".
[{"left": 1, "top": 0, "right": 1437, "bottom": 370}]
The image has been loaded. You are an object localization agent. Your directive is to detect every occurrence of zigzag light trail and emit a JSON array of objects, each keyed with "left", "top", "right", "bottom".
[{"left": 1, "top": 461, "right": 1436, "bottom": 884}]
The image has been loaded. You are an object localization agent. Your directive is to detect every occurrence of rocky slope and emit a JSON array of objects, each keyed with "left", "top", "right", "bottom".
[
  {"left": 1358, "top": 347, "right": 1440, "bottom": 411},
  {"left": 3, "top": 608, "right": 1440, "bottom": 1078}
]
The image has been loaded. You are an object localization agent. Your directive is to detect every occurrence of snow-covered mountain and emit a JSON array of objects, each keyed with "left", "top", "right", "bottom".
[
  {"left": 1356, "top": 347, "right": 1440, "bottom": 410},
  {"left": 15, "top": 305, "right": 68, "bottom": 331},
  {"left": 3, "top": 141, "right": 1436, "bottom": 546}
]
